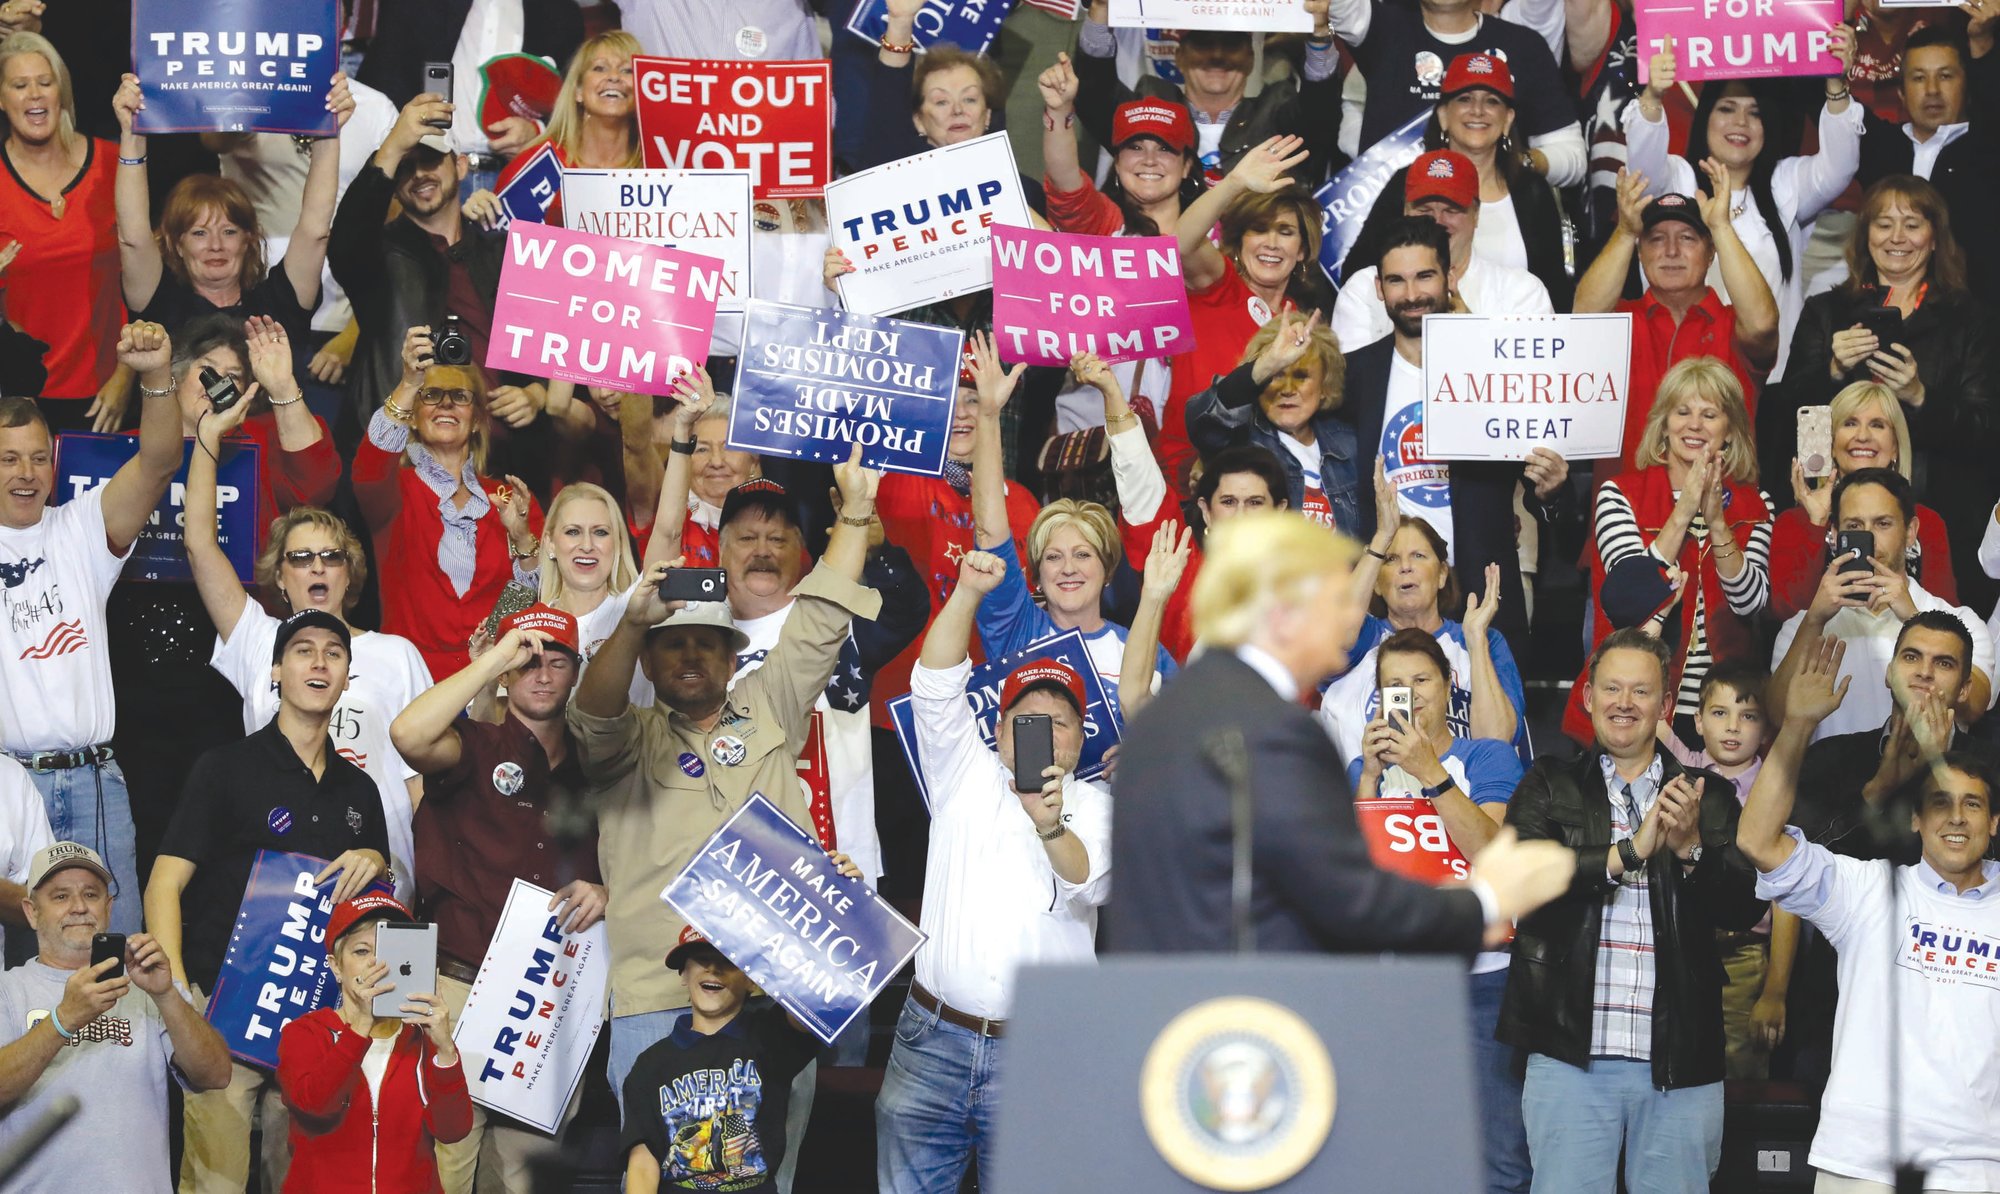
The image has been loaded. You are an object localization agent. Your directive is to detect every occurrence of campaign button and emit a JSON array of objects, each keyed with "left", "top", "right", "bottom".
[
  {"left": 736, "top": 24, "right": 767, "bottom": 57},
  {"left": 678, "top": 751, "right": 706, "bottom": 778},
  {"left": 711, "top": 735, "right": 748, "bottom": 767},
  {"left": 269, "top": 807, "right": 292, "bottom": 836}
]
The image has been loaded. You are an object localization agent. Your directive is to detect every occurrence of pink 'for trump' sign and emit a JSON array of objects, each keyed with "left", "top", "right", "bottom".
[
  {"left": 487, "top": 222, "right": 724, "bottom": 396},
  {"left": 990, "top": 224, "right": 1195, "bottom": 367},
  {"left": 1635, "top": 0, "right": 1843, "bottom": 83}
]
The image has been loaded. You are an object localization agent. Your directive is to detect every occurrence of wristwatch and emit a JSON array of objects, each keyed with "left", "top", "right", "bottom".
[
  {"left": 1036, "top": 819, "right": 1068, "bottom": 842},
  {"left": 1680, "top": 843, "right": 1704, "bottom": 867},
  {"left": 1417, "top": 777, "right": 1458, "bottom": 801}
]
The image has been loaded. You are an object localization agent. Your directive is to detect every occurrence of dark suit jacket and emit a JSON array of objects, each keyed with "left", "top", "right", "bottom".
[{"left": 1106, "top": 650, "right": 1486, "bottom": 954}]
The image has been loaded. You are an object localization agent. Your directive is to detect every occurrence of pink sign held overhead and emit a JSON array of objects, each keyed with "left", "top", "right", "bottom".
[
  {"left": 1635, "top": 0, "right": 1843, "bottom": 83},
  {"left": 990, "top": 225, "right": 1195, "bottom": 367},
  {"left": 487, "top": 222, "right": 724, "bottom": 396}
]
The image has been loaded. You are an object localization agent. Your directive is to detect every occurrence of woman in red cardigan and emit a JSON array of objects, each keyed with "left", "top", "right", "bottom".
[
  {"left": 1769, "top": 379, "right": 1955, "bottom": 618},
  {"left": 1565, "top": 358, "right": 1774, "bottom": 747},
  {"left": 278, "top": 894, "right": 472, "bottom": 1194},
  {"left": 354, "top": 326, "right": 543, "bottom": 679}
]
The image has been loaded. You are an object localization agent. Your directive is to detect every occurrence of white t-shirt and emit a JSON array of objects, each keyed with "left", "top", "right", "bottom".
[
  {"left": 0, "top": 756, "right": 50, "bottom": 879},
  {"left": 616, "top": 0, "right": 820, "bottom": 61},
  {"left": 1770, "top": 579, "right": 1997, "bottom": 743},
  {"left": 0, "top": 488, "right": 133, "bottom": 753},
  {"left": 731, "top": 601, "right": 884, "bottom": 886},
  {"left": 1759, "top": 836, "right": 2000, "bottom": 1188},
  {"left": 1472, "top": 194, "right": 1531, "bottom": 272},
  {"left": 448, "top": 0, "right": 526, "bottom": 157},
  {"left": 211, "top": 605, "right": 433, "bottom": 904},
  {"left": 1332, "top": 257, "right": 1552, "bottom": 369},
  {"left": 1378, "top": 354, "right": 1455, "bottom": 561},
  {"left": 573, "top": 590, "right": 654, "bottom": 710},
  {"left": 361, "top": 1034, "right": 396, "bottom": 1101}
]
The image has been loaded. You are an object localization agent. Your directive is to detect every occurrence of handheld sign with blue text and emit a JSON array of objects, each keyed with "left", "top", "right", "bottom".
[
  {"left": 845, "top": 0, "right": 1017, "bottom": 55},
  {"left": 133, "top": 0, "right": 340, "bottom": 135},
  {"left": 728, "top": 300, "right": 959, "bottom": 478},
  {"left": 826, "top": 133, "right": 1031, "bottom": 316},
  {"left": 991, "top": 225, "right": 1194, "bottom": 367},
  {"left": 662, "top": 794, "right": 926, "bottom": 1046},
  {"left": 495, "top": 143, "right": 563, "bottom": 228},
  {"left": 1315, "top": 112, "right": 1430, "bottom": 285},
  {"left": 1420, "top": 314, "right": 1632, "bottom": 460},
  {"left": 887, "top": 628, "right": 1120, "bottom": 813},
  {"left": 452, "top": 880, "right": 609, "bottom": 1134},
  {"left": 56, "top": 433, "right": 261, "bottom": 583},
  {"left": 203, "top": 850, "right": 394, "bottom": 1070}
]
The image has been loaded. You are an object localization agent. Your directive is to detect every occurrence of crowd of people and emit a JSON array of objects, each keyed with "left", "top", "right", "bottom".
[{"left": 0, "top": 0, "right": 1993, "bottom": 1190}]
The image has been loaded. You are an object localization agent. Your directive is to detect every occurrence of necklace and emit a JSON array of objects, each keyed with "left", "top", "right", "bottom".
[{"left": 4, "top": 141, "right": 70, "bottom": 220}]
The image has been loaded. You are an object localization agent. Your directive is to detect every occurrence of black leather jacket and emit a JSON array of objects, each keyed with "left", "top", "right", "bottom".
[{"left": 1498, "top": 747, "right": 1763, "bottom": 1089}]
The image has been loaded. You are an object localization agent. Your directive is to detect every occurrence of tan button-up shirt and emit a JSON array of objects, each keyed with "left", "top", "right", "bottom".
[{"left": 569, "top": 563, "right": 883, "bottom": 1016}]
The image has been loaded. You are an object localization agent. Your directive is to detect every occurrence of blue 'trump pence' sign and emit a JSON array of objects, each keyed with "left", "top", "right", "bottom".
[
  {"left": 133, "top": 0, "right": 341, "bottom": 135},
  {"left": 662, "top": 795, "right": 926, "bottom": 1046},
  {"left": 203, "top": 850, "right": 392, "bottom": 1070},
  {"left": 728, "top": 300, "right": 959, "bottom": 478},
  {"left": 845, "top": 0, "right": 1016, "bottom": 55},
  {"left": 56, "top": 432, "right": 262, "bottom": 583}
]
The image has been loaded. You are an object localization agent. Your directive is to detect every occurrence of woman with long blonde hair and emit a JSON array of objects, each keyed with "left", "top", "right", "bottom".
[{"left": 494, "top": 31, "right": 641, "bottom": 220}]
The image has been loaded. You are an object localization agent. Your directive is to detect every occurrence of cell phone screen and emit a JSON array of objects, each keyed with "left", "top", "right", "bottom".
[{"left": 1012, "top": 714, "right": 1054, "bottom": 794}]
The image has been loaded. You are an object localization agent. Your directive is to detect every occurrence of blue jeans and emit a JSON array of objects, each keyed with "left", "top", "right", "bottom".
[
  {"left": 1469, "top": 968, "right": 1532, "bottom": 1194},
  {"left": 875, "top": 998, "right": 1003, "bottom": 1194},
  {"left": 1522, "top": 1054, "right": 1723, "bottom": 1194},
  {"left": 27, "top": 760, "right": 139, "bottom": 934}
]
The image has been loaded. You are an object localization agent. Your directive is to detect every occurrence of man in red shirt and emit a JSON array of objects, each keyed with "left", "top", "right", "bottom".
[
  {"left": 1575, "top": 171, "right": 1779, "bottom": 479},
  {"left": 389, "top": 603, "right": 605, "bottom": 1194}
]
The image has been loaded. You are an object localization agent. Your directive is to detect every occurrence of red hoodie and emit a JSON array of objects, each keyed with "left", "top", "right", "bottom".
[{"left": 278, "top": 1008, "right": 474, "bottom": 1194}]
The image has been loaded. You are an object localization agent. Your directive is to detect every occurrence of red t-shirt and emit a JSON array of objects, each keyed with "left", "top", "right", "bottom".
[
  {"left": 0, "top": 138, "right": 122, "bottom": 400},
  {"left": 1611, "top": 288, "right": 1762, "bottom": 474},
  {"left": 1161, "top": 269, "right": 1269, "bottom": 494}
]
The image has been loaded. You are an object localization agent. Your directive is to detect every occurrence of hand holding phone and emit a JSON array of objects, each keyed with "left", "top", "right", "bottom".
[
  {"left": 422, "top": 62, "right": 454, "bottom": 129},
  {"left": 1797, "top": 406, "right": 1834, "bottom": 479},
  {"left": 1011, "top": 713, "right": 1055, "bottom": 795},
  {"left": 1836, "top": 529, "right": 1875, "bottom": 575},
  {"left": 90, "top": 933, "right": 126, "bottom": 982},
  {"left": 1382, "top": 686, "right": 1413, "bottom": 728},
  {"left": 662, "top": 567, "right": 727, "bottom": 603}
]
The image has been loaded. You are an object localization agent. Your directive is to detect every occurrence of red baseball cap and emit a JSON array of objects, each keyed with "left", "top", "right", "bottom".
[
  {"left": 325, "top": 893, "right": 419, "bottom": 954},
  {"left": 500, "top": 602, "right": 581, "bottom": 657},
  {"left": 999, "top": 659, "right": 1087, "bottom": 715},
  {"left": 666, "top": 923, "right": 727, "bottom": 970},
  {"left": 1111, "top": 99, "right": 1195, "bottom": 154},
  {"left": 1441, "top": 52, "right": 1514, "bottom": 102},
  {"left": 1405, "top": 149, "right": 1479, "bottom": 210}
]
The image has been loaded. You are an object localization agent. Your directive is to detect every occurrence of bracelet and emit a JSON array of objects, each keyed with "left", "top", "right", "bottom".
[
  {"left": 879, "top": 35, "right": 915, "bottom": 53},
  {"left": 838, "top": 512, "right": 874, "bottom": 528},
  {"left": 670, "top": 438, "right": 696, "bottom": 456},
  {"left": 1616, "top": 837, "right": 1644, "bottom": 875},
  {"left": 139, "top": 382, "right": 174, "bottom": 399},
  {"left": 48, "top": 1008, "right": 76, "bottom": 1041},
  {"left": 118, "top": 154, "right": 147, "bottom": 167},
  {"left": 1104, "top": 410, "right": 1139, "bottom": 430},
  {"left": 383, "top": 398, "right": 412, "bottom": 422},
  {"left": 1037, "top": 820, "right": 1068, "bottom": 842},
  {"left": 1365, "top": 546, "right": 1388, "bottom": 561},
  {"left": 510, "top": 540, "right": 539, "bottom": 561},
  {"left": 1042, "top": 110, "right": 1075, "bottom": 131},
  {"left": 266, "top": 389, "right": 303, "bottom": 407},
  {"left": 1825, "top": 86, "right": 1851, "bottom": 101}
]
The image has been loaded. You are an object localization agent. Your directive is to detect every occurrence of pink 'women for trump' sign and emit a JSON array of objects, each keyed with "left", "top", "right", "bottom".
[
  {"left": 1635, "top": 0, "right": 1843, "bottom": 83},
  {"left": 990, "top": 224, "right": 1195, "bottom": 367},
  {"left": 487, "top": 222, "right": 724, "bottom": 395}
]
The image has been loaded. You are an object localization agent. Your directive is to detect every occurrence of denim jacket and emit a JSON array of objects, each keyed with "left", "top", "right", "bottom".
[{"left": 1183, "top": 362, "right": 1362, "bottom": 537}]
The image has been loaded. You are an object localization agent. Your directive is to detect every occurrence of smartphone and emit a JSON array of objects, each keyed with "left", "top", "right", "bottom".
[
  {"left": 1382, "top": 686, "right": 1413, "bottom": 727},
  {"left": 663, "top": 567, "right": 728, "bottom": 603},
  {"left": 1011, "top": 713, "right": 1054, "bottom": 794},
  {"left": 90, "top": 933, "right": 125, "bottom": 981},
  {"left": 1856, "top": 306, "right": 1905, "bottom": 351},
  {"left": 1797, "top": 405, "right": 1834, "bottom": 479},
  {"left": 1836, "top": 529, "right": 1875, "bottom": 575},
  {"left": 371, "top": 923, "right": 438, "bottom": 1019},
  {"left": 200, "top": 365, "right": 242, "bottom": 414},
  {"left": 423, "top": 62, "right": 454, "bottom": 127}
]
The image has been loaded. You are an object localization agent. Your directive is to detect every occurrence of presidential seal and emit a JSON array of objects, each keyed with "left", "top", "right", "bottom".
[{"left": 1139, "top": 996, "right": 1335, "bottom": 1191}]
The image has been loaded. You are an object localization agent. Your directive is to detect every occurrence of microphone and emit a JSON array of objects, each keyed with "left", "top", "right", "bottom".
[
  {"left": 1203, "top": 727, "right": 1255, "bottom": 955},
  {"left": 0, "top": 1093, "right": 79, "bottom": 1181}
]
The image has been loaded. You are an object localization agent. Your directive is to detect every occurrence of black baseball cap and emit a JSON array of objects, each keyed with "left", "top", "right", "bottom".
[
  {"left": 1641, "top": 193, "right": 1710, "bottom": 240},
  {"left": 718, "top": 478, "right": 796, "bottom": 532},
  {"left": 271, "top": 609, "right": 351, "bottom": 664}
]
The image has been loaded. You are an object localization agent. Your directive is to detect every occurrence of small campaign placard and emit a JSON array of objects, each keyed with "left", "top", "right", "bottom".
[
  {"left": 495, "top": 142, "right": 562, "bottom": 228},
  {"left": 487, "top": 222, "right": 724, "bottom": 395},
  {"left": 1315, "top": 112, "right": 1429, "bottom": 284},
  {"left": 560, "top": 169, "right": 754, "bottom": 315},
  {"left": 661, "top": 794, "right": 925, "bottom": 1046},
  {"left": 887, "top": 628, "right": 1121, "bottom": 813},
  {"left": 991, "top": 225, "right": 1194, "bottom": 366},
  {"left": 1420, "top": 313, "right": 1632, "bottom": 461},
  {"left": 453, "top": 880, "right": 609, "bottom": 1134},
  {"left": 1107, "top": 0, "right": 1313, "bottom": 32},
  {"left": 56, "top": 432, "right": 261, "bottom": 583},
  {"left": 845, "top": 0, "right": 1016, "bottom": 55},
  {"left": 826, "top": 133, "right": 1030, "bottom": 316},
  {"left": 1635, "top": 0, "right": 1843, "bottom": 82},
  {"left": 202, "top": 850, "right": 393, "bottom": 1070},
  {"left": 1354, "top": 798, "right": 1475, "bottom": 886},
  {"left": 132, "top": 0, "right": 340, "bottom": 134},
  {"left": 728, "top": 301, "right": 959, "bottom": 478},
  {"left": 635, "top": 57, "right": 831, "bottom": 199}
]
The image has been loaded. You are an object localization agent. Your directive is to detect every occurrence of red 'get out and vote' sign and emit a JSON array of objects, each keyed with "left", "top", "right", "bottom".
[
  {"left": 990, "top": 225, "right": 1195, "bottom": 367},
  {"left": 1635, "top": 0, "right": 1843, "bottom": 83},
  {"left": 486, "top": 222, "right": 724, "bottom": 396},
  {"left": 634, "top": 57, "right": 831, "bottom": 199}
]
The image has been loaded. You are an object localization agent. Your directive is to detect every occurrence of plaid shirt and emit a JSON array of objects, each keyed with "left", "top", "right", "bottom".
[{"left": 1592, "top": 753, "right": 1663, "bottom": 1061}]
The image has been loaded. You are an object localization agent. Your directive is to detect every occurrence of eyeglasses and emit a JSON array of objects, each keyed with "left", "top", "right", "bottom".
[
  {"left": 282, "top": 549, "right": 350, "bottom": 568},
  {"left": 416, "top": 388, "right": 475, "bottom": 407}
]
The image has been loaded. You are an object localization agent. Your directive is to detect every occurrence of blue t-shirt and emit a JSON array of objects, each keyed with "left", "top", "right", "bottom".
[
  {"left": 1347, "top": 735, "right": 1525, "bottom": 805},
  {"left": 1322, "top": 615, "right": 1532, "bottom": 768}
]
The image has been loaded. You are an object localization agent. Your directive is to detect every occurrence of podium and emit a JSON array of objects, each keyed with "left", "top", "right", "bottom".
[{"left": 991, "top": 956, "right": 1483, "bottom": 1193}]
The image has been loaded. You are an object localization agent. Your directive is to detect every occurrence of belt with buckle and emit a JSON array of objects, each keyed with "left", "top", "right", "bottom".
[
  {"left": 911, "top": 981, "right": 1005, "bottom": 1039},
  {"left": 438, "top": 956, "right": 480, "bottom": 986},
  {"left": 12, "top": 744, "right": 114, "bottom": 771},
  {"left": 463, "top": 151, "right": 506, "bottom": 173}
]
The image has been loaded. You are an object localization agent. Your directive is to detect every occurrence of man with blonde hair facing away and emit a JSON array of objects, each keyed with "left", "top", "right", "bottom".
[{"left": 1107, "top": 511, "right": 1574, "bottom": 953}]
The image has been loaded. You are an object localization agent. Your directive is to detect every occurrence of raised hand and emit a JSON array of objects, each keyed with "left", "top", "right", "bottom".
[
  {"left": 1142, "top": 520, "right": 1195, "bottom": 603},
  {"left": 1463, "top": 563, "right": 1502, "bottom": 636},
  {"left": 669, "top": 365, "right": 719, "bottom": 434},
  {"left": 244, "top": 316, "right": 299, "bottom": 403},
  {"left": 113, "top": 72, "right": 144, "bottom": 137},
  {"left": 957, "top": 549, "right": 1007, "bottom": 596},
  {"left": 494, "top": 473, "right": 533, "bottom": 539},
  {"left": 1523, "top": 446, "right": 1569, "bottom": 501},
  {"left": 1696, "top": 156, "right": 1734, "bottom": 232},
  {"left": 968, "top": 330, "right": 1025, "bottom": 416},
  {"left": 1038, "top": 52, "right": 1080, "bottom": 114},
  {"left": 1614, "top": 169, "right": 1650, "bottom": 239},
  {"left": 1642, "top": 35, "right": 1678, "bottom": 108},
  {"left": 399, "top": 325, "right": 435, "bottom": 390},
  {"left": 326, "top": 71, "right": 356, "bottom": 130},
  {"left": 1229, "top": 134, "right": 1310, "bottom": 193},
  {"left": 116, "top": 320, "right": 172, "bottom": 376},
  {"left": 624, "top": 557, "right": 690, "bottom": 628},
  {"left": 1252, "top": 307, "right": 1320, "bottom": 382},
  {"left": 833, "top": 442, "right": 882, "bottom": 511},
  {"left": 822, "top": 243, "right": 855, "bottom": 293}
]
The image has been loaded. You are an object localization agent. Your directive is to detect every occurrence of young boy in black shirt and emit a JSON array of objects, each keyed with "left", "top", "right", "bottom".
[{"left": 621, "top": 846, "right": 862, "bottom": 1194}]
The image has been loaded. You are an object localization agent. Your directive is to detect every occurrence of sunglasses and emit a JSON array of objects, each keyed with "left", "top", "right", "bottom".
[
  {"left": 417, "top": 388, "right": 475, "bottom": 407},
  {"left": 282, "top": 549, "right": 350, "bottom": 568}
]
